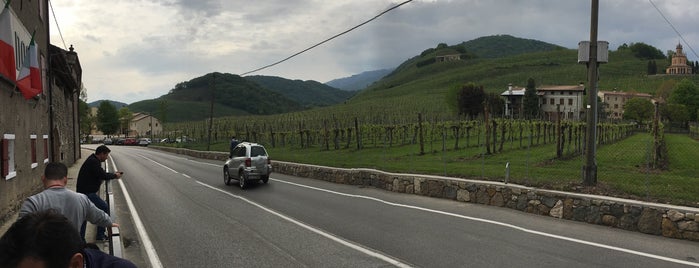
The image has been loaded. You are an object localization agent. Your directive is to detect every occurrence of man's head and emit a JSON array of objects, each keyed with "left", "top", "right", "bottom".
[
  {"left": 44, "top": 162, "right": 68, "bottom": 181},
  {"left": 0, "top": 210, "right": 85, "bottom": 268},
  {"left": 95, "top": 145, "right": 111, "bottom": 162}
]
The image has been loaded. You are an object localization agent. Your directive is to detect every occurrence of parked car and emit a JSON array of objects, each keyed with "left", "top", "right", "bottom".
[
  {"left": 115, "top": 138, "right": 125, "bottom": 145},
  {"left": 223, "top": 142, "right": 272, "bottom": 189},
  {"left": 138, "top": 138, "right": 150, "bottom": 146},
  {"left": 123, "top": 138, "right": 137, "bottom": 145},
  {"left": 103, "top": 138, "right": 113, "bottom": 145}
]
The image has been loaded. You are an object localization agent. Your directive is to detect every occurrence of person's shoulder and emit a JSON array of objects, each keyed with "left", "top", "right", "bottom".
[{"left": 84, "top": 248, "right": 137, "bottom": 268}]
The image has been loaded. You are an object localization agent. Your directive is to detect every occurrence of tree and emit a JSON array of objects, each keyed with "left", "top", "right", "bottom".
[
  {"left": 647, "top": 60, "right": 657, "bottom": 75},
  {"left": 118, "top": 107, "right": 134, "bottom": 136},
  {"left": 623, "top": 98, "right": 654, "bottom": 123},
  {"left": 158, "top": 100, "right": 168, "bottom": 124},
  {"left": 522, "top": 78, "right": 540, "bottom": 119},
  {"left": 484, "top": 92, "right": 505, "bottom": 118},
  {"left": 656, "top": 80, "right": 677, "bottom": 102},
  {"left": 96, "top": 101, "right": 119, "bottom": 137},
  {"left": 78, "top": 100, "right": 92, "bottom": 141},
  {"left": 628, "top": 42, "right": 665, "bottom": 59},
  {"left": 669, "top": 79, "right": 699, "bottom": 121},
  {"left": 457, "top": 82, "right": 485, "bottom": 120},
  {"left": 660, "top": 103, "right": 689, "bottom": 125}
]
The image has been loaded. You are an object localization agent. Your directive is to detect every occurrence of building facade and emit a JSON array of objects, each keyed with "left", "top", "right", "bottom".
[
  {"left": 537, "top": 84, "right": 585, "bottom": 121},
  {"left": 500, "top": 83, "right": 526, "bottom": 118},
  {"left": 666, "top": 43, "right": 693, "bottom": 75},
  {"left": 598, "top": 90, "right": 653, "bottom": 120},
  {"left": 129, "top": 113, "right": 162, "bottom": 138},
  {"left": 1, "top": 0, "right": 82, "bottom": 224}
]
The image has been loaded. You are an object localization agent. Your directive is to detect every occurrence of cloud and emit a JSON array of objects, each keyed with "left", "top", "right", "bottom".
[{"left": 49, "top": 0, "right": 699, "bottom": 104}]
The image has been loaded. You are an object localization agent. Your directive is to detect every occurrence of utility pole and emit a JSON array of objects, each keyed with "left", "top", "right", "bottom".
[{"left": 583, "top": 0, "right": 599, "bottom": 186}]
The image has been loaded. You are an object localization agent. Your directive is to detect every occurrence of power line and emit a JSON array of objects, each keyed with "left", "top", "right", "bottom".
[
  {"left": 648, "top": 0, "right": 698, "bottom": 59},
  {"left": 241, "top": 0, "right": 413, "bottom": 76},
  {"left": 48, "top": 0, "right": 67, "bottom": 50}
]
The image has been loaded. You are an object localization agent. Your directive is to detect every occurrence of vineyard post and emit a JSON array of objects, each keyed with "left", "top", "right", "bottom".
[
  {"left": 354, "top": 117, "right": 361, "bottom": 150},
  {"left": 418, "top": 113, "right": 424, "bottom": 155}
]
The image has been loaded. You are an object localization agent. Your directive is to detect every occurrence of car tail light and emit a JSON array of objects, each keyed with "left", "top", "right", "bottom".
[{"left": 245, "top": 158, "right": 251, "bottom": 167}]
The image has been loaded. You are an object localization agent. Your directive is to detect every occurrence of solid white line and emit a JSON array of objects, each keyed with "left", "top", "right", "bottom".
[
  {"left": 195, "top": 181, "right": 413, "bottom": 268},
  {"left": 109, "top": 157, "right": 164, "bottom": 268},
  {"left": 272, "top": 178, "right": 699, "bottom": 267}
]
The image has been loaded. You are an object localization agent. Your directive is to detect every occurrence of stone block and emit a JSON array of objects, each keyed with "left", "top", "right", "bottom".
[
  {"left": 549, "top": 200, "right": 563, "bottom": 219},
  {"left": 638, "top": 208, "right": 662, "bottom": 235},
  {"left": 678, "top": 221, "right": 699, "bottom": 232},
  {"left": 662, "top": 218, "right": 682, "bottom": 239},
  {"left": 601, "top": 215, "right": 618, "bottom": 227},
  {"left": 489, "top": 192, "right": 505, "bottom": 207},
  {"left": 666, "top": 210, "right": 684, "bottom": 222},
  {"left": 682, "top": 231, "right": 699, "bottom": 242},
  {"left": 456, "top": 189, "right": 470, "bottom": 202}
]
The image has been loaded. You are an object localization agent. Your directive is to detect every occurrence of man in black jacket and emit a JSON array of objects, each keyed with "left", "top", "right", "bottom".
[{"left": 76, "top": 145, "right": 123, "bottom": 241}]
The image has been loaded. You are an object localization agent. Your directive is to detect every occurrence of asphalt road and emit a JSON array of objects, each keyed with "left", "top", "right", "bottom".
[{"left": 102, "top": 145, "right": 699, "bottom": 268}]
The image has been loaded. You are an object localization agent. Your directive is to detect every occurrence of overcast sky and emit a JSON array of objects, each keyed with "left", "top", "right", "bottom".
[{"left": 49, "top": 0, "right": 699, "bottom": 104}]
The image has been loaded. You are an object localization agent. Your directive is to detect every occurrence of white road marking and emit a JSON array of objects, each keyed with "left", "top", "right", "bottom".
[
  {"left": 109, "top": 157, "right": 164, "bottom": 268},
  {"left": 196, "top": 181, "right": 413, "bottom": 268},
  {"left": 273, "top": 178, "right": 699, "bottom": 267},
  {"left": 127, "top": 152, "right": 699, "bottom": 267}
]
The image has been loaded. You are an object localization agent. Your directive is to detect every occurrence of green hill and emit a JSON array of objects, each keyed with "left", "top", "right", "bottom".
[
  {"left": 244, "top": 75, "right": 355, "bottom": 108},
  {"left": 129, "top": 73, "right": 304, "bottom": 122}
]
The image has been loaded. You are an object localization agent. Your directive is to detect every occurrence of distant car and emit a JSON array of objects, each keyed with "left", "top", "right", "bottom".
[
  {"left": 123, "top": 138, "right": 137, "bottom": 145},
  {"left": 138, "top": 138, "right": 150, "bottom": 146},
  {"left": 103, "top": 138, "right": 113, "bottom": 145},
  {"left": 223, "top": 142, "right": 272, "bottom": 189},
  {"left": 115, "top": 138, "right": 125, "bottom": 145}
]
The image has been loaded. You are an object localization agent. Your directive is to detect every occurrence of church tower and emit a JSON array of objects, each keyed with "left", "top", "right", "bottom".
[{"left": 666, "top": 43, "right": 693, "bottom": 75}]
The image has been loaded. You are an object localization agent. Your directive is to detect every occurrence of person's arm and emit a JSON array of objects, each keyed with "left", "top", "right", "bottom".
[
  {"left": 84, "top": 197, "right": 114, "bottom": 228},
  {"left": 17, "top": 199, "right": 37, "bottom": 219},
  {"left": 88, "top": 157, "right": 116, "bottom": 181}
]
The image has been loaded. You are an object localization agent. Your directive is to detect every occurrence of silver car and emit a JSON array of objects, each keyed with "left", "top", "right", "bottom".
[{"left": 223, "top": 142, "right": 272, "bottom": 189}]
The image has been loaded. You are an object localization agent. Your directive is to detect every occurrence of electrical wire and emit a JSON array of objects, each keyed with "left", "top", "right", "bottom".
[
  {"left": 241, "top": 0, "right": 413, "bottom": 76},
  {"left": 648, "top": 0, "right": 698, "bottom": 59},
  {"left": 48, "top": 0, "right": 67, "bottom": 50}
]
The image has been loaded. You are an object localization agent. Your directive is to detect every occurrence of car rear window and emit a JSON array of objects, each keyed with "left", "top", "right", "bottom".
[{"left": 250, "top": 146, "right": 267, "bottom": 157}]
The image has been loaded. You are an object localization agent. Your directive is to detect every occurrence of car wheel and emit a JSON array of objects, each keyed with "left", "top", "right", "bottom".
[
  {"left": 223, "top": 167, "right": 232, "bottom": 186},
  {"left": 238, "top": 170, "right": 247, "bottom": 189},
  {"left": 261, "top": 175, "right": 269, "bottom": 184}
]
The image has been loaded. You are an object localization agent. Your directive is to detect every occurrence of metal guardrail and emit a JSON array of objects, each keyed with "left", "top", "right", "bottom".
[{"left": 105, "top": 179, "right": 124, "bottom": 258}]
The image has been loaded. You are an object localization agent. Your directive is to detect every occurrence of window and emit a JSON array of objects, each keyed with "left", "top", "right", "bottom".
[
  {"left": 43, "top": 135, "right": 49, "bottom": 163},
  {"left": 549, "top": 99, "right": 554, "bottom": 105},
  {"left": 30, "top": 135, "right": 37, "bottom": 169},
  {"left": 3, "top": 134, "right": 16, "bottom": 180},
  {"left": 568, "top": 99, "right": 573, "bottom": 105},
  {"left": 559, "top": 99, "right": 564, "bottom": 105},
  {"left": 614, "top": 104, "right": 619, "bottom": 109}
]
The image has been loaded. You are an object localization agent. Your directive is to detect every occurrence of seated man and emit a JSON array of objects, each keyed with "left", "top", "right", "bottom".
[{"left": 0, "top": 210, "right": 136, "bottom": 268}]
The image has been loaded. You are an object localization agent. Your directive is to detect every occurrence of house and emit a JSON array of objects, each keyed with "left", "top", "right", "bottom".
[
  {"left": 537, "top": 84, "right": 585, "bottom": 121},
  {"left": 435, "top": 49, "right": 461, "bottom": 62},
  {"left": 128, "top": 113, "right": 162, "bottom": 138},
  {"left": 598, "top": 90, "right": 653, "bottom": 120},
  {"left": 500, "top": 83, "right": 526, "bottom": 118},
  {"left": 666, "top": 43, "right": 693, "bottom": 75},
  {"left": 1, "top": 0, "right": 82, "bottom": 223}
]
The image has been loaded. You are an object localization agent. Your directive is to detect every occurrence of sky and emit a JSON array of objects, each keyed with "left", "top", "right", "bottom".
[{"left": 48, "top": 0, "right": 699, "bottom": 104}]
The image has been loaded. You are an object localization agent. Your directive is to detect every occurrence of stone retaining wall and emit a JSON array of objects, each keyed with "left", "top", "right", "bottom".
[{"left": 154, "top": 146, "right": 699, "bottom": 242}]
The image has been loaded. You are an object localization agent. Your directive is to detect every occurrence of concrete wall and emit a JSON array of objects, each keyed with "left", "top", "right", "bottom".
[{"left": 154, "top": 146, "right": 699, "bottom": 242}]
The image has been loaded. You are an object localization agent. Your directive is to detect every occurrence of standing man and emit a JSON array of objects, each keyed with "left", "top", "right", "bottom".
[
  {"left": 76, "top": 145, "right": 123, "bottom": 241},
  {"left": 229, "top": 135, "right": 239, "bottom": 158},
  {"left": 19, "top": 162, "right": 118, "bottom": 235}
]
